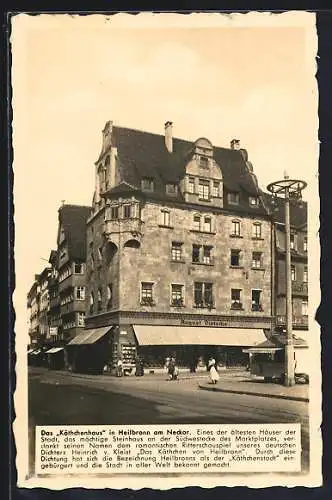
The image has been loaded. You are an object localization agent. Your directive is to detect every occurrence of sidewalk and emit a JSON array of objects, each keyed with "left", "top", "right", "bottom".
[{"left": 198, "top": 372, "right": 309, "bottom": 402}]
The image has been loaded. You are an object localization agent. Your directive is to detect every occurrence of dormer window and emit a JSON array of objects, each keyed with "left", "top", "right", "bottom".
[
  {"left": 198, "top": 180, "right": 210, "bottom": 200},
  {"left": 141, "top": 178, "right": 154, "bottom": 192},
  {"left": 199, "top": 156, "right": 209, "bottom": 169},
  {"left": 249, "top": 196, "right": 260, "bottom": 207},
  {"left": 228, "top": 192, "right": 240, "bottom": 205},
  {"left": 166, "top": 183, "right": 177, "bottom": 195}
]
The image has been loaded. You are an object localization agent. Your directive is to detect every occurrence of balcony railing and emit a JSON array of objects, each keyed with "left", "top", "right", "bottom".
[{"left": 276, "top": 315, "right": 308, "bottom": 327}]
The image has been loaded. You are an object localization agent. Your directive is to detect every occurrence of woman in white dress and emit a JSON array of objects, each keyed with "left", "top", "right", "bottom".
[{"left": 208, "top": 358, "right": 219, "bottom": 384}]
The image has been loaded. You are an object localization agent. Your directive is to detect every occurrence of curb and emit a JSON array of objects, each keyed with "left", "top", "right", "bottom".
[{"left": 198, "top": 383, "right": 309, "bottom": 403}]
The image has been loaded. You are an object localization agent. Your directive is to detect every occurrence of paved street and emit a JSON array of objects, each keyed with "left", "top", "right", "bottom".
[{"left": 28, "top": 367, "right": 309, "bottom": 474}]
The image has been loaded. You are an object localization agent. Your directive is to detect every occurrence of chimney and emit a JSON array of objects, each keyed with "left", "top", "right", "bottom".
[
  {"left": 165, "top": 121, "right": 173, "bottom": 153},
  {"left": 230, "top": 139, "right": 241, "bottom": 150}
]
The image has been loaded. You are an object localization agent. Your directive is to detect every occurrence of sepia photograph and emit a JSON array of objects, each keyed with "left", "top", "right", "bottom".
[{"left": 11, "top": 11, "right": 321, "bottom": 489}]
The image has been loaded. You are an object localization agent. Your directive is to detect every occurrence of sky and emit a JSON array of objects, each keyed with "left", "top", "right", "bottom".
[{"left": 11, "top": 12, "right": 318, "bottom": 344}]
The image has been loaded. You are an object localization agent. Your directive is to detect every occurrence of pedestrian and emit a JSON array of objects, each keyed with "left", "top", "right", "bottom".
[
  {"left": 117, "top": 357, "right": 123, "bottom": 377},
  {"left": 208, "top": 357, "right": 219, "bottom": 384},
  {"left": 168, "top": 357, "right": 176, "bottom": 380}
]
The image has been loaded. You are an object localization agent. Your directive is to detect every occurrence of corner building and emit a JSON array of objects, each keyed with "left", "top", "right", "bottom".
[{"left": 84, "top": 121, "right": 273, "bottom": 372}]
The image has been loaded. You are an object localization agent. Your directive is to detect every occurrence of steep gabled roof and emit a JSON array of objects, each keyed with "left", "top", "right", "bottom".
[
  {"left": 261, "top": 192, "right": 307, "bottom": 228},
  {"left": 101, "top": 126, "right": 266, "bottom": 214},
  {"left": 58, "top": 204, "right": 91, "bottom": 261}
]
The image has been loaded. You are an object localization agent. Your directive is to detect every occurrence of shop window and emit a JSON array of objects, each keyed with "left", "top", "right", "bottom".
[
  {"left": 252, "top": 252, "right": 262, "bottom": 269},
  {"left": 252, "top": 222, "right": 262, "bottom": 238},
  {"left": 171, "top": 284, "right": 184, "bottom": 307},
  {"left": 252, "top": 290, "right": 263, "bottom": 311},
  {"left": 231, "top": 289, "right": 243, "bottom": 310},
  {"left": 188, "top": 177, "right": 195, "bottom": 193},
  {"left": 160, "top": 209, "right": 171, "bottom": 227},
  {"left": 194, "top": 282, "right": 214, "bottom": 308},
  {"left": 198, "top": 180, "right": 210, "bottom": 200},
  {"left": 171, "top": 242, "right": 183, "bottom": 261},
  {"left": 231, "top": 249, "right": 241, "bottom": 267},
  {"left": 75, "top": 286, "right": 85, "bottom": 301},
  {"left": 228, "top": 192, "right": 240, "bottom": 205},
  {"left": 141, "top": 282, "right": 154, "bottom": 305},
  {"left": 231, "top": 220, "right": 241, "bottom": 236}
]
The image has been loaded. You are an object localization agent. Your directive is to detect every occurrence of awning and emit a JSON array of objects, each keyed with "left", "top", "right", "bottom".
[
  {"left": 30, "top": 349, "right": 41, "bottom": 355},
  {"left": 27, "top": 348, "right": 36, "bottom": 354},
  {"left": 45, "top": 347, "right": 64, "bottom": 354},
  {"left": 133, "top": 325, "right": 267, "bottom": 347},
  {"left": 243, "top": 347, "right": 282, "bottom": 354},
  {"left": 67, "top": 326, "right": 112, "bottom": 346}
]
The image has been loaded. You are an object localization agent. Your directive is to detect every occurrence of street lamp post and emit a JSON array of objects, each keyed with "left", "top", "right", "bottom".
[{"left": 267, "top": 174, "right": 307, "bottom": 387}]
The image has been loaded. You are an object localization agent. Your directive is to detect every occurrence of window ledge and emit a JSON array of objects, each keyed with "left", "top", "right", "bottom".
[
  {"left": 230, "top": 307, "right": 244, "bottom": 311},
  {"left": 230, "top": 265, "right": 244, "bottom": 269},
  {"left": 252, "top": 267, "right": 266, "bottom": 271},
  {"left": 198, "top": 198, "right": 211, "bottom": 202},
  {"left": 251, "top": 237, "right": 264, "bottom": 241},
  {"left": 194, "top": 305, "right": 215, "bottom": 310},
  {"left": 140, "top": 302, "right": 156, "bottom": 306},
  {"left": 170, "top": 304, "right": 185, "bottom": 308},
  {"left": 251, "top": 308, "right": 264, "bottom": 312},
  {"left": 230, "top": 234, "right": 243, "bottom": 238},
  {"left": 158, "top": 225, "right": 174, "bottom": 229},
  {"left": 190, "top": 230, "right": 216, "bottom": 235},
  {"left": 171, "top": 259, "right": 186, "bottom": 264},
  {"left": 192, "top": 261, "right": 214, "bottom": 266}
]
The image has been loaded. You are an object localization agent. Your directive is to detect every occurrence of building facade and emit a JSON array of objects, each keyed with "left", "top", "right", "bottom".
[
  {"left": 56, "top": 204, "right": 90, "bottom": 342},
  {"left": 27, "top": 277, "right": 41, "bottom": 347},
  {"left": 77, "top": 121, "right": 274, "bottom": 372}
]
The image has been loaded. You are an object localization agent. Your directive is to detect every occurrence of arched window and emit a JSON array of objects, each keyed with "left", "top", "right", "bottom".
[
  {"left": 252, "top": 222, "right": 262, "bottom": 239},
  {"left": 89, "top": 292, "right": 94, "bottom": 314}
]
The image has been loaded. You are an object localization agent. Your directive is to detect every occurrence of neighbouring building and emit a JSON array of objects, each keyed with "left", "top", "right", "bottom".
[
  {"left": 69, "top": 120, "right": 274, "bottom": 373},
  {"left": 56, "top": 204, "right": 91, "bottom": 343},
  {"left": 264, "top": 195, "right": 308, "bottom": 336},
  {"left": 27, "top": 276, "right": 41, "bottom": 348},
  {"left": 47, "top": 249, "right": 61, "bottom": 344}
]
